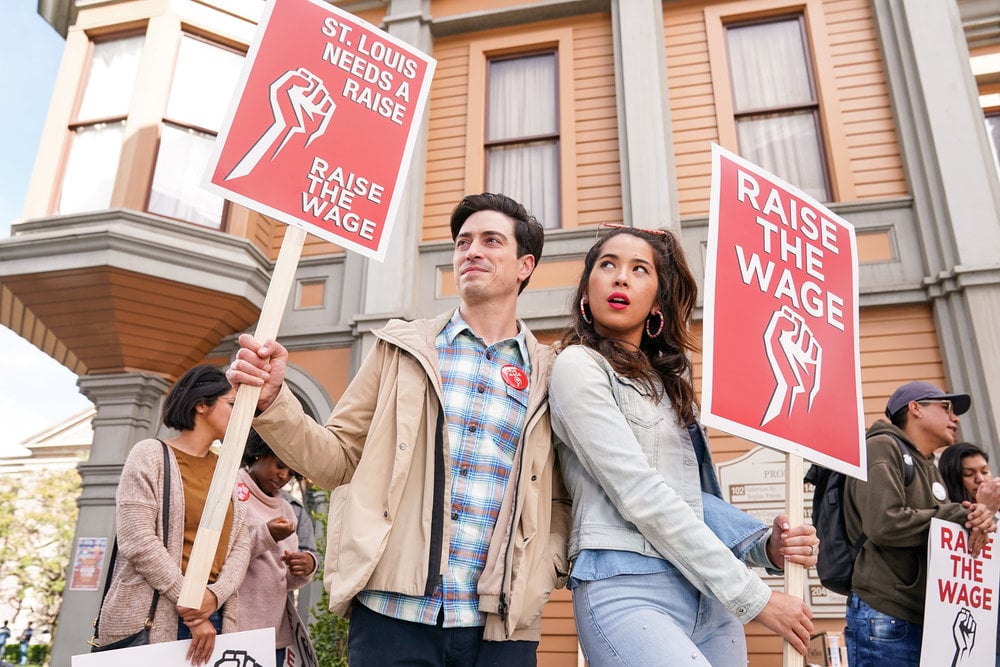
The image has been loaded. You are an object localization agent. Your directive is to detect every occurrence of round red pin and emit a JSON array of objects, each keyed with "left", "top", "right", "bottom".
[
  {"left": 500, "top": 364, "right": 528, "bottom": 391},
  {"left": 236, "top": 482, "right": 251, "bottom": 502}
]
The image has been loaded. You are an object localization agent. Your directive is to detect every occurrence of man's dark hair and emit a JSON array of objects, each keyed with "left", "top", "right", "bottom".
[
  {"left": 161, "top": 364, "right": 232, "bottom": 431},
  {"left": 449, "top": 192, "right": 544, "bottom": 293}
]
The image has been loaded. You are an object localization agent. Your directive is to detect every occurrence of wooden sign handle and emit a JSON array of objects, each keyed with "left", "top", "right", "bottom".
[
  {"left": 178, "top": 225, "right": 307, "bottom": 609},
  {"left": 783, "top": 452, "right": 806, "bottom": 667}
]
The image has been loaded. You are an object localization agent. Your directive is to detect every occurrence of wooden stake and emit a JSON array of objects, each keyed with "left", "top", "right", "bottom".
[
  {"left": 783, "top": 452, "right": 805, "bottom": 667},
  {"left": 178, "top": 225, "right": 307, "bottom": 609}
]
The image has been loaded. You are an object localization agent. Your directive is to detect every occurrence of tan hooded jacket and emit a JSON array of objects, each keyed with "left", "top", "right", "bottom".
[{"left": 254, "top": 311, "right": 571, "bottom": 640}]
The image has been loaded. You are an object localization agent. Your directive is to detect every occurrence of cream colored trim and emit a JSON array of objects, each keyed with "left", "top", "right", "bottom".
[
  {"left": 463, "top": 26, "right": 578, "bottom": 227},
  {"left": 704, "top": 0, "right": 856, "bottom": 201}
]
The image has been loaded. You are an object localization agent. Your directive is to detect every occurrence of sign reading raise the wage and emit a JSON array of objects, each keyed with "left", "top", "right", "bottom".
[
  {"left": 207, "top": 0, "right": 436, "bottom": 261},
  {"left": 702, "top": 144, "right": 865, "bottom": 480},
  {"left": 921, "top": 518, "right": 999, "bottom": 666}
]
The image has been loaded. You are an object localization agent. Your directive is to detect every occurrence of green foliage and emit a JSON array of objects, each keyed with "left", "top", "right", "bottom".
[
  {"left": 27, "top": 643, "right": 48, "bottom": 664},
  {"left": 306, "top": 489, "right": 349, "bottom": 667},
  {"left": 0, "top": 468, "right": 80, "bottom": 638},
  {"left": 2, "top": 643, "right": 17, "bottom": 662}
]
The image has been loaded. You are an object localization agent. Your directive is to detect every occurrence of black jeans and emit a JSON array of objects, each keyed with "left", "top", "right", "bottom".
[{"left": 347, "top": 600, "right": 538, "bottom": 666}]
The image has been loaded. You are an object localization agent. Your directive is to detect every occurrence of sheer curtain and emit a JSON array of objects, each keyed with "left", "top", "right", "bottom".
[
  {"left": 485, "top": 53, "right": 560, "bottom": 228},
  {"left": 727, "top": 19, "right": 829, "bottom": 201},
  {"left": 148, "top": 36, "right": 244, "bottom": 227},
  {"left": 58, "top": 36, "right": 143, "bottom": 215}
]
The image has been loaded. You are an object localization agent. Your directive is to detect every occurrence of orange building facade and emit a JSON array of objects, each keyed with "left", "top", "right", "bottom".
[{"left": 2, "top": 0, "right": 999, "bottom": 664}]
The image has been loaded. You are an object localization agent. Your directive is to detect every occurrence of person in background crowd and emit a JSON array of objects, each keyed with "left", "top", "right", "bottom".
[
  {"left": 94, "top": 365, "right": 251, "bottom": 665},
  {"left": 0, "top": 620, "right": 10, "bottom": 659},
  {"left": 17, "top": 623, "right": 30, "bottom": 666},
  {"left": 938, "top": 441, "right": 1000, "bottom": 667},
  {"left": 844, "top": 381, "right": 1000, "bottom": 666},
  {"left": 549, "top": 225, "right": 818, "bottom": 665},
  {"left": 227, "top": 193, "right": 571, "bottom": 666},
  {"left": 237, "top": 429, "right": 316, "bottom": 666}
]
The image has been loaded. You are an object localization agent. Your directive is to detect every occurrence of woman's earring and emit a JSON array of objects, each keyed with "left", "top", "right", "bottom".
[
  {"left": 580, "top": 298, "right": 593, "bottom": 324},
  {"left": 645, "top": 311, "right": 664, "bottom": 338}
]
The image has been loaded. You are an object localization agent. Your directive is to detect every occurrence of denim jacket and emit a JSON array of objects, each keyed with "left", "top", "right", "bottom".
[{"left": 550, "top": 345, "right": 773, "bottom": 622}]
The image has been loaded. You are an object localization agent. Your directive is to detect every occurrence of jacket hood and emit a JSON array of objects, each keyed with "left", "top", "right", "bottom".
[{"left": 866, "top": 419, "right": 920, "bottom": 453}]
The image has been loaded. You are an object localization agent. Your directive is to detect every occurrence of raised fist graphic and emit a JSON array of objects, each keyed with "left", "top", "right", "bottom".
[
  {"left": 226, "top": 67, "right": 335, "bottom": 180},
  {"left": 951, "top": 607, "right": 976, "bottom": 667},
  {"left": 761, "top": 305, "right": 822, "bottom": 426}
]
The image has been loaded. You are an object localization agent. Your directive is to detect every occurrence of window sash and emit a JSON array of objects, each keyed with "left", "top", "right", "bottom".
[
  {"left": 484, "top": 51, "right": 561, "bottom": 227},
  {"left": 77, "top": 36, "right": 144, "bottom": 122},
  {"left": 149, "top": 123, "right": 226, "bottom": 229},
  {"left": 57, "top": 122, "right": 125, "bottom": 215},
  {"left": 725, "top": 16, "right": 830, "bottom": 200},
  {"left": 164, "top": 35, "right": 244, "bottom": 132}
]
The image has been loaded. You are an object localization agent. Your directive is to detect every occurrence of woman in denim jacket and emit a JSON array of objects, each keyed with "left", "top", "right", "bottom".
[{"left": 550, "top": 226, "right": 818, "bottom": 665}]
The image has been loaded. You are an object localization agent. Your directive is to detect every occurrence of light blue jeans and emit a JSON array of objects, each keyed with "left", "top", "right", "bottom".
[
  {"left": 573, "top": 570, "right": 747, "bottom": 666},
  {"left": 845, "top": 593, "right": 922, "bottom": 667}
]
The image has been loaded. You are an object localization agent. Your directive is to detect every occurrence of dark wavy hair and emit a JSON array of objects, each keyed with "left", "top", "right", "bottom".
[
  {"left": 449, "top": 192, "right": 545, "bottom": 293},
  {"left": 161, "top": 364, "right": 232, "bottom": 431},
  {"left": 560, "top": 226, "right": 700, "bottom": 424},
  {"left": 938, "top": 441, "right": 990, "bottom": 504}
]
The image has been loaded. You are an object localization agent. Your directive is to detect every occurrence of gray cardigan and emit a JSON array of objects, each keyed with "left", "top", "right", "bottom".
[
  {"left": 96, "top": 439, "right": 251, "bottom": 646},
  {"left": 550, "top": 345, "right": 773, "bottom": 623}
]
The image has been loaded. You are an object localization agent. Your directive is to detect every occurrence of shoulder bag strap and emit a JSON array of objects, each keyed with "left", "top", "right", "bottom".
[{"left": 91, "top": 442, "right": 171, "bottom": 644}]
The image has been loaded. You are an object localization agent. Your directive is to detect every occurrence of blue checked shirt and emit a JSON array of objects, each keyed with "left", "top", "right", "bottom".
[{"left": 358, "top": 310, "right": 531, "bottom": 627}]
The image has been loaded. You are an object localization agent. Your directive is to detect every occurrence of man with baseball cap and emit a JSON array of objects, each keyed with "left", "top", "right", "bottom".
[{"left": 842, "top": 380, "right": 999, "bottom": 665}]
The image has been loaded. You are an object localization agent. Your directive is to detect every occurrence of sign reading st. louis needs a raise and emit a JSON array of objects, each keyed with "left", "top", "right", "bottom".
[
  {"left": 207, "top": 0, "right": 435, "bottom": 261},
  {"left": 702, "top": 144, "right": 865, "bottom": 480}
]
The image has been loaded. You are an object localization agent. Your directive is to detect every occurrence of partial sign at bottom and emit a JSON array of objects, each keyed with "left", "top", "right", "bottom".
[
  {"left": 921, "top": 518, "right": 998, "bottom": 666},
  {"left": 72, "top": 628, "right": 275, "bottom": 667}
]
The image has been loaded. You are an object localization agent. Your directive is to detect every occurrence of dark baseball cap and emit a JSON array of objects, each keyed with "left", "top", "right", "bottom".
[{"left": 885, "top": 380, "right": 971, "bottom": 418}]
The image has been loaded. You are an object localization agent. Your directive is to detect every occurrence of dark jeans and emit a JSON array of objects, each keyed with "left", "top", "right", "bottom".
[
  {"left": 177, "top": 609, "right": 224, "bottom": 640},
  {"left": 347, "top": 600, "right": 538, "bottom": 667}
]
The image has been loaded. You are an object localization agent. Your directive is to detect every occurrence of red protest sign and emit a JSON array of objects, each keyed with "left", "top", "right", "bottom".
[
  {"left": 206, "top": 0, "right": 435, "bottom": 261},
  {"left": 702, "top": 144, "right": 865, "bottom": 480}
]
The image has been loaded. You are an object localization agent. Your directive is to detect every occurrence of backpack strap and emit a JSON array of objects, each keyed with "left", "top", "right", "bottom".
[{"left": 852, "top": 432, "right": 915, "bottom": 553}]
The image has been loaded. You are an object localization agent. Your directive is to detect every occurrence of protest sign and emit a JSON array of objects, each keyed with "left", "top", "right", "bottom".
[
  {"left": 921, "top": 518, "right": 998, "bottom": 666},
  {"left": 702, "top": 144, "right": 865, "bottom": 481},
  {"left": 72, "top": 628, "right": 275, "bottom": 666},
  {"left": 207, "top": 0, "right": 436, "bottom": 262},
  {"left": 179, "top": 0, "right": 434, "bottom": 608}
]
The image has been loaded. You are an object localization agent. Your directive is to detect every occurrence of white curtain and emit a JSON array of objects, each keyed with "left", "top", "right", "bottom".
[
  {"left": 148, "top": 124, "right": 225, "bottom": 228},
  {"left": 57, "top": 122, "right": 124, "bottom": 215},
  {"left": 166, "top": 36, "right": 244, "bottom": 132},
  {"left": 77, "top": 36, "right": 144, "bottom": 121},
  {"left": 58, "top": 36, "right": 143, "bottom": 214},
  {"left": 727, "top": 19, "right": 829, "bottom": 201},
  {"left": 485, "top": 53, "right": 560, "bottom": 228},
  {"left": 148, "top": 37, "right": 244, "bottom": 227}
]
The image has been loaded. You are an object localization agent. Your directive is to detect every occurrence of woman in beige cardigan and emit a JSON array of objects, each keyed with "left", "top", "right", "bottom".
[{"left": 95, "top": 365, "right": 251, "bottom": 665}]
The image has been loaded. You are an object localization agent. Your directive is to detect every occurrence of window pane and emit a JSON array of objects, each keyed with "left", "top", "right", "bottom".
[
  {"left": 149, "top": 124, "right": 225, "bottom": 228},
  {"left": 77, "top": 36, "right": 144, "bottom": 121},
  {"left": 486, "top": 140, "right": 560, "bottom": 229},
  {"left": 487, "top": 53, "right": 557, "bottom": 141},
  {"left": 165, "top": 36, "right": 244, "bottom": 131},
  {"left": 737, "top": 111, "right": 827, "bottom": 201},
  {"left": 728, "top": 20, "right": 813, "bottom": 111},
  {"left": 58, "top": 122, "right": 125, "bottom": 214},
  {"left": 986, "top": 114, "right": 1000, "bottom": 180}
]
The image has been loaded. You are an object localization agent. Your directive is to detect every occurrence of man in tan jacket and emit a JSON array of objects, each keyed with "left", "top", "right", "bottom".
[{"left": 228, "top": 193, "right": 571, "bottom": 665}]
